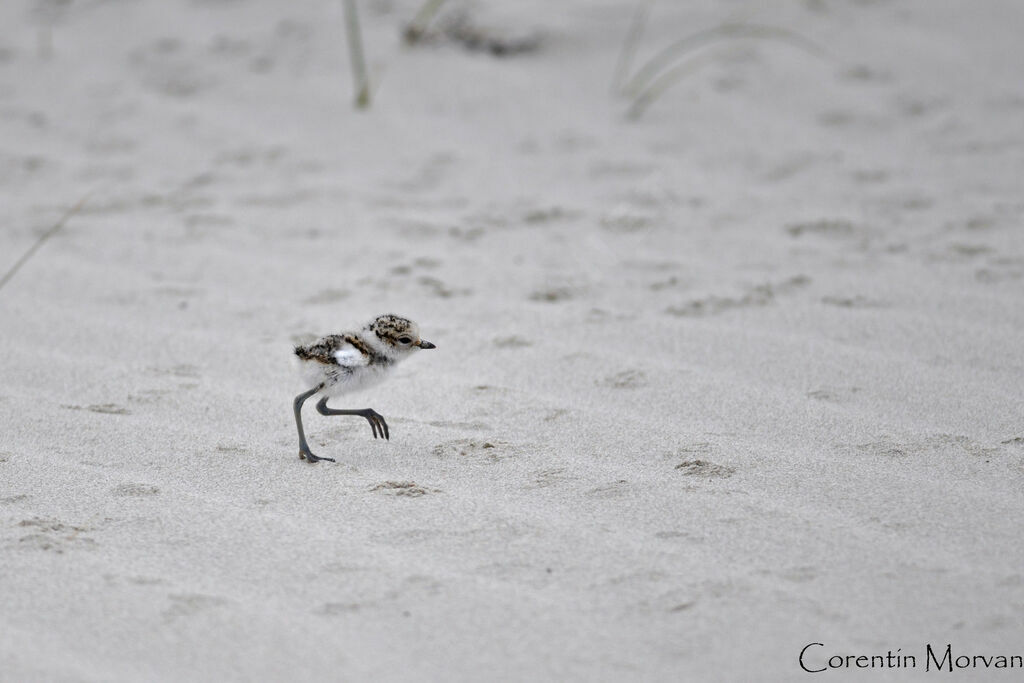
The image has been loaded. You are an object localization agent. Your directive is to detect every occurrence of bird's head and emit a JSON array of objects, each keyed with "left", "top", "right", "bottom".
[{"left": 366, "top": 314, "right": 436, "bottom": 359}]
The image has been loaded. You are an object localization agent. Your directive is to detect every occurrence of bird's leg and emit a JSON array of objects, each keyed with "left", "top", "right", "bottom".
[
  {"left": 315, "top": 397, "right": 390, "bottom": 440},
  {"left": 294, "top": 384, "right": 335, "bottom": 463}
]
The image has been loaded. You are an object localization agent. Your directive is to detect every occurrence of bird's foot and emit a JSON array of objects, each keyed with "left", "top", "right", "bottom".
[
  {"left": 299, "top": 448, "right": 335, "bottom": 464},
  {"left": 361, "top": 409, "right": 389, "bottom": 440}
]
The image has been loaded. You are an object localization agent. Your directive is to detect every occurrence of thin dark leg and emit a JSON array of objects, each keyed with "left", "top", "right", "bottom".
[
  {"left": 315, "top": 397, "right": 389, "bottom": 441},
  {"left": 294, "top": 384, "right": 334, "bottom": 463}
]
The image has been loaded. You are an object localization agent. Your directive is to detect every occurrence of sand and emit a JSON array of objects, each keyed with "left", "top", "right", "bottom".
[{"left": 1, "top": 0, "right": 1022, "bottom": 680}]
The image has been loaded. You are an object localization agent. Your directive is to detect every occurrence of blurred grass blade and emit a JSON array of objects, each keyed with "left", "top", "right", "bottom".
[
  {"left": 626, "top": 55, "right": 712, "bottom": 120},
  {"left": 624, "top": 23, "right": 825, "bottom": 98},
  {"left": 611, "top": 0, "right": 652, "bottom": 96},
  {"left": 404, "top": 0, "right": 447, "bottom": 45},
  {"left": 0, "top": 192, "right": 91, "bottom": 296},
  {"left": 343, "top": 0, "right": 371, "bottom": 109}
]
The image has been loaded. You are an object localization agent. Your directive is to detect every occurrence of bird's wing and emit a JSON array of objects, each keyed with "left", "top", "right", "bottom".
[
  {"left": 332, "top": 340, "right": 370, "bottom": 367},
  {"left": 296, "top": 334, "right": 371, "bottom": 368}
]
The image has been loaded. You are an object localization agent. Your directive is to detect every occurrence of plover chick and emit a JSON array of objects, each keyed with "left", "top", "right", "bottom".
[{"left": 292, "top": 314, "right": 436, "bottom": 464}]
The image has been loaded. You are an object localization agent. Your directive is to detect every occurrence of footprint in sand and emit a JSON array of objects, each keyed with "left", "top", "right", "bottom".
[
  {"left": 529, "top": 286, "right": 576, "bottom": 302},
  {"left": 15, "top": 517, "right": 97, "bottom": 553},
  {"left": 785, "top": 219, "right": 856, "bottom": 238},
  {"left": 130, "top": 38, "right": 216, "bottom": 99},
  {"left": 417, "top": 276, "right": 472, "bottom": 298},
  {"left": 665, "top": 276, "right": 809, "bottom": 317},
  {"left": 675, "top": 460, "right": 736, "bottom": 478},
  {"left": 821, "top": 295, "right": 888, "bottom": 309},
  {"left": 163, "top": 593, "right": 231, "bottom": 620},
  {"left": 369, "top": 481, "right": 440, "bottom": 497},
  {"left": 61, "top": 403, "right": 131, "bottom": 415},
  {"left": 587, "top": 480, "right": 631, "bottom": 499},
  {"left": 522, "top": 205, "right": 577, "bottom": 224},
  {"left": 1, "top": 494, "right": 29, "bottom": 505},
  {"left": 427, "top": 419, "right": 491, "bottom": 431},
  {"left": 757, "top": 566, "right": 819, "bottom": 583},
  {"left": 654, "top": 530, "right": 704, "bottom": 542},
  {"left": 431, "top": 439, "right": 511, "bottom": 463},
  {"left": 597, "top": 370, "right": 646, "bottom": 389},
  {"left": 302, "top": 288, "right": 350, "bottom": 305},
  {"left": 316, "top": 602, "right": 365, "bottom": 616},
  {"left": 526, "top": 467, "right": 572, "bottom": 489},
  {"left": 848, "top": 434, "right": 1003, "bottom": 459},
  {"left": 807, "top": 386, "right": 863, "bottom": 403},
  {"left": 111, "top": 483, "right": 160, "bottom": 497},
  {"left": 493, "top": 335, "right": 531, "bottom": 348}
]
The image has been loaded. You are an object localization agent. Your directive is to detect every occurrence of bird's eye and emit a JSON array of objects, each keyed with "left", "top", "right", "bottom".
[{"left": 398, "top": 336, "right": 413, "bottom": 344}]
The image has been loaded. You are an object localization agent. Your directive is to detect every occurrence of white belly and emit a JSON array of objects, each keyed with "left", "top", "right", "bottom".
[{"left": 299, "top": 360, "right": 393, "bottom": 397}]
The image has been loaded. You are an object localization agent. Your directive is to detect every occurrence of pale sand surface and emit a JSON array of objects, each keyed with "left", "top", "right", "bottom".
[{"left": 1, "top": 1, "right": 1022, "bottom": 681}]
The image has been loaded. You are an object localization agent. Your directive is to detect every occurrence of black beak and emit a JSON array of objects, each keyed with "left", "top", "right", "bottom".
[{"left": 417, "top": 340, "right": 436, "bottom": 349}]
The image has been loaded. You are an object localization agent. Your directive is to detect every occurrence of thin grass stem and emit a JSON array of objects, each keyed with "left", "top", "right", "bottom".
[
  {"left": 343, "top": 0, "right": 371, "bottom": 109},
  {"left": 611, "top": 0, "right": 653, "bottom": 96},
  {"left": 623, "top": 23, "right": 824, "bottom": 98},
  {"left": 0, "top": 192, "right": 92, "bottom": 296},
  {"left": 404, "top": 0, "right": 447, "bottom": 45},
  {"left": 626, "top": 55, "right": 713, "bottom": 120}
]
